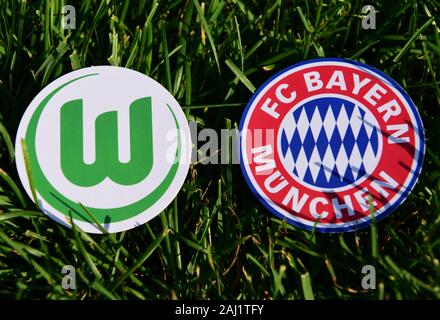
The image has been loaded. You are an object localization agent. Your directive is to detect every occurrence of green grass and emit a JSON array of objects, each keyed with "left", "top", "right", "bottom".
[{"left": 0, "top": 0, "right": 440, "bottom": 299}]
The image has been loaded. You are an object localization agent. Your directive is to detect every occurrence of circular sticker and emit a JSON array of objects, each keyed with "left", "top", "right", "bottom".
[
  {"left": 240, "top": 58, "right": 425, "bottom": 232},
  {"left": 15, "top": 66, "right": 191, "bottom": 233}
]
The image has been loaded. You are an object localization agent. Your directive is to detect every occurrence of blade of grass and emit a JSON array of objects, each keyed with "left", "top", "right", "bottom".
[
  {"left": 0, "top": 120, "right": 14, "bottom": 163},
  {"left": 225, "top": 59, "right": 255, "bottom": 93},
  {"left": 111, "top": 228, "right": 169, "bottom": 291},
  {"left": 20, "top": 139, "right": 39, "bottom": 209},
  {"left": 161, "top": 21, "right": 172, "bottom": 92},
  {"left": 301, "top": 272, "right": 315, "bottom": 300},
  {"left": 296, "top": 7, "right": 315, "bottom": 33},
  {"left": 0, "top": 210, "right": 43, "bottom": 222},
  {"left": 0, "top": 168, "right": 27, "bottom": 208},
  {"left": 393, "top": 16, "right": 435, "bottom": 62},
  {"left": 193, "top": 0, "right": 221, "bottom": 75},
  {"left": 69, "top": 211, "right": 103, "bottom": 280}
]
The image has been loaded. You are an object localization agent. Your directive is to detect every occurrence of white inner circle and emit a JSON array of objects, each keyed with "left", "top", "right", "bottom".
[{"left": 277, "top": 94, "right": 383, "bottom": 193}]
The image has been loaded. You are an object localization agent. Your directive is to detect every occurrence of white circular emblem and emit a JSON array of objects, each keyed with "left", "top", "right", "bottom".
[{"left": 15, "top": 66, "right": 191, "bottom": 233}]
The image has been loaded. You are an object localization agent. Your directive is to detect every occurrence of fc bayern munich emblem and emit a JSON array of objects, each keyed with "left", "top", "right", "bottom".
[{"left": 240, "top": 58, "right": 425, "bottom": 232}]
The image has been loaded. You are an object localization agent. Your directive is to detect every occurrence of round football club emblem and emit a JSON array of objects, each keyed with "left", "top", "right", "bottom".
[
  {"left": 240, "top": 58, "right": 425, "bottom": 232},
  {"left": 15, "top": 66, "right": 191, "bottom": 233}
]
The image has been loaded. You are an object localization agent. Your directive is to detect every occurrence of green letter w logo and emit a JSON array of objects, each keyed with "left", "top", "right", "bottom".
[{"left": 60, "top": 97, "right": 153, "bottom": 187}]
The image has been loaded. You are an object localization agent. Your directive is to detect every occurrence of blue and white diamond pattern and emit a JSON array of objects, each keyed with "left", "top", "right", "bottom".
[{"left": 279, "top": 97, "right": 381, "bottom": 189}]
